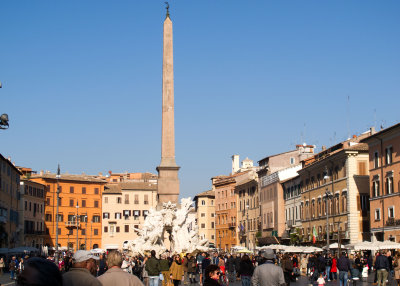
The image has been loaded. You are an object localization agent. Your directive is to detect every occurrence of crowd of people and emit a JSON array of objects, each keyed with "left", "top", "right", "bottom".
[{"left": 1, "top": 248, "right": 400, "bottom": 286}]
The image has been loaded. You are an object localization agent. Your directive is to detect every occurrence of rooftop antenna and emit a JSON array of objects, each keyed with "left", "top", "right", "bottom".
[{"left": 374, "top": 108, "right": 377, "bottom": 129}]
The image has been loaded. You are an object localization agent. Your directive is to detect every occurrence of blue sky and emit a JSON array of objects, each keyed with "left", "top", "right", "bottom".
[{"left": 1, "top": 1, "right": 399, "bottom": 198}]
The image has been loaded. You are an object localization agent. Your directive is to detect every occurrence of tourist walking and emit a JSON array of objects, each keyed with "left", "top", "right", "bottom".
[
  {"left": 281, "top": 254, "right": 293, "bottom": 286},
  {"left": 239, "top": 255, "right": 254, "bottom": 286},
  {"left": 0, "top": 257, "right": 5, "bottom": 276},
  {"left": 204, "top": 264, "right": 222, "bottom": 286},
  {"left": 251, "top": 249, "right": 285, "bottom": 286},
  {"left": 187, "top": 254, "right": 197, "bottom": 283},
  {"left": 170, "top": 255, "right": 184, "bottom": 286},
  {"left": 375, "top": 251, "right": 390, "bottom": 286},
  {"left": 98, "top": 254, "right": 107, "bottom": 276},
  {"left": 9, "top": 256, "right": 17, "bottom": 280},
  {"left": 325, "top": 253, "right": 332, "bottom": 281},
  {"left": 337, "top": 252, "right": 351, "bottom": 286},
  {"left": 62, "top": 250, "right": 101, "bottom": 286},
  {"left": 331, "top": 255, "right": 338, "bottom": 281},
  {"left": 98, "top": 251, "right": 143, "bottom": 286},
  {"left": 300, "top": 255, "right": 307, "bottom": 276},
  {"left": 16, "top": 257, "right": 62, "bottom": 286},
  {"left": 146, "top": 250, "right": 161, "bottom": 286},
  {"left": 226, "top": 254, "right": 236, "bottom": 283},
  {"left": 160, "top": 254, "right": 171, "bottom": 286}
]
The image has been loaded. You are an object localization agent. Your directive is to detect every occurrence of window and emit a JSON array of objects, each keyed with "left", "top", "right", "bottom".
[
  {"left": 211, "top": 213, "right": 215, "bottom": 218},
  {"left": 56, "top": 214, "right": 63, "bottom": 222},
  {"left": 104, "top": 197, "right": 108, "bottom": 203},
  {"left": 134, "top": 195, "right": 139, "bottom": 204},
  {"left": 45, "top": 214, "right": 52, "bottom": 222},
  {"left": 290, "top": 157, "right": 295, "bottom": 165},
  {"left": 358, "top": 162, "right": 367, "bottom": 175},
  {"left": 69, "top": 199, "right": 74, "bottom": 207},
  {"left": 94, "top": 201, "right": 99, "bottom": 208},
  {"left": 103, "top": 212, "right": 110, "bottom": 219},
  {"left": 123, "top": 210, "right": 131, "bottom": 217},
  {"left": 104, "top": 226, "right": 108, "bottom": 233},
  {"left": 373, "top": 181, "right": 380, "bottom": 197},
  {"left": 46, "top": 198, "right": 50, "bottom": 205},
  {"left": 211, "top": 222, "right": 215, "bottom": 228},
  {"left": 69, "top": 229, "right": 73, "bottom": 235},
  {"left": 82, "top": 187, "right": 86, "bottom": 194},
  {"left": 68, "top": 215, "right": 76, "bottom": 222},
  {"left": 125, "top": 225, "right": 129, "bottom": 232},
  {"left": 125, "top": 194, "right": 129, "bottom": 204},
  {"left": 70, "top": 186, "right": 74, "bottom": 193},
  {"left": 82, "top": 200, "right": 86, "bottom": 207},
  {"left": 115, "top": 213, "right": 122, "bottom": 219},
  {"left": 116, "top": 226, "right": 120, "bottom": 233},
  {"left": 388, "top": 206, "right": 395, "bottom": 218},
  {"left": 117, "top": 197, "right": 122, "bottom": 204},
  {"left": 374, "top": 152, "right": 380, "bottom": 168},
  {"left": 387, "top": 176, "right": 394, "bottom": 194},
  {"left": 211, "top": 235, "right": 215, "bottom": 239},
  {"left": 92, "top": 215, "right": 100, "bottom": 223},
  {"left": 58, "top": 228, "right": 61, "bottom": 235},
  {"left": 94, "top": 229, "right": 98, "bottom": 235},
  {"left": 201, "top": 213, "right": 205, "bottom": 217},
  {"left": 144, "top": 194, "right": 149, "bottom": 205},
  {"left": 211, "top": 200, "right": 214, "bottom": 206},
  {"left": 386, "top": 147, "right": 393, "bottom": 165},
  {"left": 82, "top": 229, "right": 86, "bottom": 235},
  {"left": 94, "top": 188, "right": 99, "bottom": 195},
  {"left": 201, "top": 223, "right": 205, "bottom": 229},
  {"left": 143, "top": 210, "right": 149, "bottom": 218},
  {"left": 201, "top": 200, "right": 205, "bottom": 205},
  {"left": 375, "top": 209, "right": 381, "bottom": 221}
]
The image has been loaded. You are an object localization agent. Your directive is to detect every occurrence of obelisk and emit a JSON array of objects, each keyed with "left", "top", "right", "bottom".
[{"left": 157, "top": 3, "right": 180, "bottom": 205}]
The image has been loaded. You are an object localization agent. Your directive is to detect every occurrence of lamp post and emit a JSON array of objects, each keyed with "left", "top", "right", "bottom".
[
  {"left": 246, "top": 204, "right": 249, "bottom": 249},
  {"left": 55, "top": 165, "right": 61, "bottom": 264},
  {"left": 90, "top": 219, "right": 93, "bottom": 250},
  {"left": 76, "top": 203, "right": 79, "bottom": 252},
  {"left": 84, "top": 215, "right": 88, "bottom": 250},
  {"left": 219, "top": 233, "right": 222, "bottom": 252}
]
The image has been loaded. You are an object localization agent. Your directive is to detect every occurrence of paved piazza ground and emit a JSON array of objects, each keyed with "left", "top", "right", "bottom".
[{"left": 0, "top": 272, "right": 398, "bottom": 286}]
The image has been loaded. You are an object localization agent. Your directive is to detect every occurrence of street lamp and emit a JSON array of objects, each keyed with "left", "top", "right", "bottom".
[
  {"left": 76, "top": 203, "right": 79, "bottom": 252},
  {"left": 55, "top": 165, "right": 61, "bottom": 264},
  {"left": 246, "top": 204, "right": 249, "bottom": 249},
  {"left": 84, "top": 215, "right": 88, "bottom": 250},
  {"left": 0, "top": 82, "right": 10, "bottom": 130}
]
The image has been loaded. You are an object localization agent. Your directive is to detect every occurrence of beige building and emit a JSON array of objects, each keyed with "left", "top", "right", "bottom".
[
  {"left": 258, "top": 145, "right": 314, "bottom": 244},
  {"left": 194, "top": 190, "right": 215, "bottom": 246},
  {"left": 0, "top": 154, "right": 22, "bottom": 248},
  {"left": 235, "top": 168, "right": 259, "bottom": 250},
  {"left": 299, "top": 134, "right": 371, "bottom": 245},
  {"left": 19, "top": 179, "right": 46, "bottom": 249},
  {"left": 102, "top": 182, "right": 157, "bottom": 250}
]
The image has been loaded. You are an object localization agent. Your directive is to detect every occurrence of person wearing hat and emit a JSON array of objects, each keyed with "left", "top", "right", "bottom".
[
  {"left": 251, "top": 249, "right": 285, "bottom": 286},
  {"left": 98, "top": 251, "right": 143, "bottom": 286},
  {"left": 63, "top": 250, "right": 101, "bottom": 286}
]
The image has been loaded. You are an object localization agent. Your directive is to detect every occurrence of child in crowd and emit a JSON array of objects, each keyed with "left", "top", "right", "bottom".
[{"left": 317, "top": 273, "right": 326, "bottom": 286}]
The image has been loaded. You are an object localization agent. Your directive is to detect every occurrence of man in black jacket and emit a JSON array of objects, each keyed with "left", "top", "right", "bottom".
[
  {"left": 375, "top": 251, "right": 389, "bottom": 286},
  {"left": 226, "top": 254, "right": 236, "bottom": 283},
  {"left": 337, "top": 252, "right": 351, "bottom": 286}
]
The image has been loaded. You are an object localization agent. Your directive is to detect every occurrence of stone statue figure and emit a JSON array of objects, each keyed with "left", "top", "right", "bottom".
[{"left": 127, "top": 197, "right": 209, "bottom": 256}]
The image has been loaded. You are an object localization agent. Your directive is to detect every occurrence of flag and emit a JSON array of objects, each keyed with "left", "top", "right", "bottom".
[{"left": 312, "top": 226, "right": 317, "bottom": 244}]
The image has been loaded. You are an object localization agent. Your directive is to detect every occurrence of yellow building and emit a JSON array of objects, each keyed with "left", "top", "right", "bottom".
[{"left": 194, "top": 190, "right": 216, "bottom": 246}]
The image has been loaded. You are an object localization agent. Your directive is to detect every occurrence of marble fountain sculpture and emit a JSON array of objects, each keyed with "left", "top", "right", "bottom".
[{"left": 127, "top": 198, "right": 209, "bottom": 256}]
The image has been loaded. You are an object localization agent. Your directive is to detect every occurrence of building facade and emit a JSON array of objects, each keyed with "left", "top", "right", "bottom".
[
  {"left": 31, "top": 173, "right": 106, "bottom": 251},
  {"left": 19, "top": 179, "right": 46, "bottom": 249},
  {"left": 299, "top": 136, "right": 371, "bottom": 245},
  {"left": 257, "top": 145, "right": 314, "bottom": 244},
  {"left": 362, "top": 124, "right": 400, "bottom": 242},
  {"left": 194, "top": 190, "right": 216, "bottom": 246},
  {"left": 235, "top": 169, "right": 259, "bottom": 250},
  {"left": 102, "top": 182, "right": 157, "bottom": 250},
  {"left": 282, "top": 175, "right": 302, "bottom": 244},
  {"left": 0, "top": 154, "right": 22, "bottom": 248}
]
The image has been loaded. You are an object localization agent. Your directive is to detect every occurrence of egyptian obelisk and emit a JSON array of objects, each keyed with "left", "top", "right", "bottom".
[{"left": 157, "top": 3, "right": 180, "bottom": 205}]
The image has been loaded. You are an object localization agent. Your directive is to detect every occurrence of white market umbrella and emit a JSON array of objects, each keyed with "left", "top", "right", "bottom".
[
  {"left": 375, "top": 241, "right": 400, "bottom": 250},
  {"left": 90, "top": 248, "right": 105, "bottom": 254},
  {"left": 264, "top": 244, "right": 287, "bottom": 251},
  {"left": 301, "top": 246, "right": 323, "bottom": 253},
  {"left": 283, "top": 246, "right": 303, "bottom": 253},
  {"left": 350, "top": 241, "right": 379, "bottom": 251},
  {"left": 237, "top": 248, "right": 252, "bottom": 253},
  {"left": 323, "top": 243, "right": 351, "bottom": 250}
]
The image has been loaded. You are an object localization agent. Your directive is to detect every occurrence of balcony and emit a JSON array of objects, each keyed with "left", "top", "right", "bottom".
[
  {"left": 228, "top": 222, "right": 236, "bottom": 229},
  {"left": 286, "top": 220, "right": 293, "bottom": 228},
  {"left": 386, "top": 218, "right": 400, "bottom": 227},
  {"left": 65, "top": 221, "right": 79, "bottom": 227}
]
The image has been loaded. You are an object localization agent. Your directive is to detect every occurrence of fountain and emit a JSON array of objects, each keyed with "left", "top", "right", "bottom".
[{"left": 127, "top": 198, "right": 209, "bottom": 256}]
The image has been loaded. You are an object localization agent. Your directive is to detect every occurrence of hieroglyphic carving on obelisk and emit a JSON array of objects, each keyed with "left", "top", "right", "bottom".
[{"left": 157, "top": 3, "right": 180, "bottom": 205}]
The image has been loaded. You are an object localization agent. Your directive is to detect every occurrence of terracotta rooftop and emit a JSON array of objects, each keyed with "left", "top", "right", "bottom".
[
  {"left": 31, "top": 173, "right": 106, "bottom": 183},
  {"left": 103, "top": 184, "right": 122, "bottom": 194},
  {"left": 104, "top": 181, "right": 157, "bottom": 193},
  {"left": 195, "top": 189, "right": 215, "bottom": 198}
]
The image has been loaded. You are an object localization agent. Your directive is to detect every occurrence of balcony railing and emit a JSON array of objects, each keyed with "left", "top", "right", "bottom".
[
  {"left": 65, "top": 221, "right": 79, "bottom": 227},
  {"left": 124, "top": 200, "right": 129, "bottom": 204},
  {"left": 228, "top": 222, "right": 236, "bottom": 229},
  {"left": 386, "top": 218, "right": 400, "bottom": 227}
]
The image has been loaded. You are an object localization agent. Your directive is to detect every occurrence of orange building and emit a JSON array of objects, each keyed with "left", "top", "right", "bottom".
[
  {"left": 213, "top": 173, "right": 242, "bottom": 251},
  {"left": 31, "top": 172, "right": 106, "bottom": 251}
]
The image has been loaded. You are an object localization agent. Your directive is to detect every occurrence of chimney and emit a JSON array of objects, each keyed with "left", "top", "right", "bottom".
[
  {"left": 232, "top": 155, "right": 240, "bottom": 174},
  {"left": 40, "top": 170, "right": 44, "bottom": 176},
  {"left": 322, "top": 146, "right": 326, "bottom": 151},
  {"left": 370, "top": 126, "right": 376, "bottom": 135}
]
